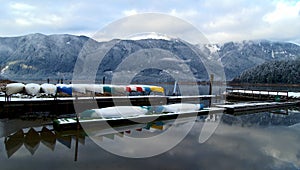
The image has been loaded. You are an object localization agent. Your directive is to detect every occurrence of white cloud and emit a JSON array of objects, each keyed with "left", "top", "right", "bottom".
[
  {"left": 10, "top": 2, "right": 35, "bottom": 11},
  {"left": 0, "top": 0, "right": 299, "bottom": 44},
  {"left": 263, "top": 1, "right": 300, "bottom": 23},
  {"left": 123, "top": 9, "right": 138, "bottom": 16},
  {"left": 15, "top": 18, "right": 31, "bottom": 26},
  {"left": 169, "top": 9, "right": 199, "bottom": 18}
]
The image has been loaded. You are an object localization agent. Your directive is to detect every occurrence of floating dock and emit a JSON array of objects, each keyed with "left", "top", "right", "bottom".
[
  {"left": 53, "top": 107, "right": 224, "bottom": 131},
  {"left": 1, "top": 91, "right": 299, "bottom": 118},
  {"left": 0, "top": 95, "right": 215, "bottom": 118},
  {"left": 226, "top": 88, "right": 300, "bottom": 101},
  {"left": 216, "top": 101, "right": 300, "bottom": 115}
]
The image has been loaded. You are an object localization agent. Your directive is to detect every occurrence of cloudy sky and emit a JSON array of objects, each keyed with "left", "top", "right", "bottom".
[{"left": 1, "top": 0, "right": 300, "bottom": 44}]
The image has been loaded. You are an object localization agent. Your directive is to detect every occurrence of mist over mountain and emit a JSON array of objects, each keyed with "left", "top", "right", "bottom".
[{"left": 0, "top": 33, "right": 299, "bottom": 83}]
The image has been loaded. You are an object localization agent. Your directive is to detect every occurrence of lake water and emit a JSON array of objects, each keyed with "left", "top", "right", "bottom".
[{"left": 0, "top": 107, "right": 300, "bottom": 170}]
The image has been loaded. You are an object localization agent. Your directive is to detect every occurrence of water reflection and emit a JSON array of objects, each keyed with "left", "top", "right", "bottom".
[{"left": 0, "top": 107, "right": 299, "bottom": 170}]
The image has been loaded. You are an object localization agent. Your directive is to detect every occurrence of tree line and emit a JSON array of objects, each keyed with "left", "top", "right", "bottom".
[{"left": 232, "top": 59, "right": 300, "bottom": 84}]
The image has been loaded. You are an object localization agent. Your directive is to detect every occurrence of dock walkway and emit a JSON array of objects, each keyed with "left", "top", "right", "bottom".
[
  {"left": 226, "top": 88, "right": 300, "bottom": 101},
  {"left": 216, "top": 101, "right": 300, "bottom": 115},
  {"left": 0, "top": 95, "right": 215, "bottom": 118}
]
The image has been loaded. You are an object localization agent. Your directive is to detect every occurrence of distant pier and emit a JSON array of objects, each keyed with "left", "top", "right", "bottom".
[
  {"left": 216, "top": 101, "right": 300, "bottom": 115},
  {"left": 225, "top": 88, "right": 298, "bottom": 101}
]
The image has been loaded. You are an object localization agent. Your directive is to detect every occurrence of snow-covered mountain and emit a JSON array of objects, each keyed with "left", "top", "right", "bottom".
[
  {"left": 199, "top": 40, "right": 300, "bottom": 79},
  {"left": 0, "top": 33, "right": 299, "bottom": 82}
]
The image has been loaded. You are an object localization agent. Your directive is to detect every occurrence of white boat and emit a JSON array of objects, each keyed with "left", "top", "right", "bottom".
[
  {"left": 41, "top": 83, "right": 57, "bottom": 95},
  {"left": 6, "top": 83, "right": 25, "bottom": 95},
  {"left": 79, "top": 106, "right": 149, "bottom": 119},
  {"left": 25, "top": 83, "right": 41, "bottom": 96},
  {"left": 72, "top": 84, "right": 87, "bottom": 94},
  {"left": 154, "top": 103, "right": 204, "bottom": 113},
  {"left": 85, "top": 84, "right": 104, "bottom": 94}
]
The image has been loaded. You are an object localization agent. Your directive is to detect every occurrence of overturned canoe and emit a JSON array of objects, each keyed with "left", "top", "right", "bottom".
[
  {"left": 85, "top": 84, "right": 104, "bottom": 94},
  {"left": 153, "top": 103, "right": 204, "bottom": 113},
  {"left": 6, "top": 83, "right": 25, "bottom": 95},
  {"left": 56, "top": 84, "right": 72, "bottom": 96},
  {"left": 25, "top": 83, "right": 41, "bottom": 96},
  {"left": 41, "top": 83, "right": 57, "bottom": 95},
  {"left": 79, "top": 106, "right": 149, "bottom": 119}
]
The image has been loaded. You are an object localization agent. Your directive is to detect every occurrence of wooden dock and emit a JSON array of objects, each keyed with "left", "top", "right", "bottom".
[
  {"left": 0, "top": 95, "right": 215, "bottom": 118},
  {"left": 216, "top": 101, "right": 300, "bottom": 115},
  {"left": 0, "top": 92, "right": 299, "bottom": 118},
  {"left": 226, "top": 88, "right": 292, "bottom": 101},
  {"left": 53, "top": 107, "right": 224, "bottom": 131}
]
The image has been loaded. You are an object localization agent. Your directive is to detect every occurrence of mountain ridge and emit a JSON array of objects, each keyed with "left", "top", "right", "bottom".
[{"left": 0, "top": 33, "right": 299, "bottom": 83}]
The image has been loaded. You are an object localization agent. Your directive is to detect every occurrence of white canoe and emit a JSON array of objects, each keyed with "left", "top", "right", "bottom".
[
  {"left": 72, "top": 84, "right": 86, "bottom": 94},
  {"left": 85, "top": 84, "right": 104, "bottom": 94},
  {"left": 6, "top": 83, "right": 25, "bottom": 95},
  {"left": 41, "top": 83, "right": 57, "bottom": 95},
  {"left": 80, "top": 106, "right": 149, "bottom": 119},
  {"left": 25, "top": 83, "right": 41, "bottom": 96},
  {"left": 157, "top": 103, "right": 203, "bottom": 113}
]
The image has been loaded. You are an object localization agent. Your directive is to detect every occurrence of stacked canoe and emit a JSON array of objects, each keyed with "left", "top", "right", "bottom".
[{"left": 5, "top": 83, "right": 165, "bottom": 97}]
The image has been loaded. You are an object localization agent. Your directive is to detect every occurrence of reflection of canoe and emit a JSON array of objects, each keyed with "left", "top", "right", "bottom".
[
  {"left": 88, "top": 106, "right": 149, "bottom": 119},
  {"left": 41, "top": 83, "right": 57, "bottom": 95},
  {"left": 5, "top": 129, "right": 24, "bottom": 158},
  {"left": 6, "top": 83, "right": 25, "bottom": 95},
  {"left": 40, "top": 127, "right": 56, "bottom": 151},
  {"left": 25, "top": 83, "right": 41, "bottom": 96},
  {"left": 24, "top": 128, "right": 40, "bottom": 155}
]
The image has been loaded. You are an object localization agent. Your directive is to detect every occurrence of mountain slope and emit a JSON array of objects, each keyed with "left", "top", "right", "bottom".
[
  {"left": 232, "top": 59, "right": 300, "bottom": 84},
  {"left": 0, "top": 34, "right": 299, "bottom": 83},
  {"left": 204, "top": 40, "right": 300, "bottom": 79},
  {"left": 0, "top": 33, "right": 95, "bottom": 81}
]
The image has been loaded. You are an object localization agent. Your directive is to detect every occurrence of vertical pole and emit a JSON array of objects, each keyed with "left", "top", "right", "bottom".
[
  {"left": 102, "top": 76, "right": 105, "bottom": 84},
  {"left": 209, "top": 74, "right": 214, "bottom": 106},
  {"left": 172, "top": 81, "right": 178, "bottom": 96},
  {"left": 209, "top": 74, "right": 214, "bottom": 96}
]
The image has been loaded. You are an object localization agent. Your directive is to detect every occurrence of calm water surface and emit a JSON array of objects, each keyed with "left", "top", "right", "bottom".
[{"left": 0, "top": 107, "right": 300, "bottom": 170}]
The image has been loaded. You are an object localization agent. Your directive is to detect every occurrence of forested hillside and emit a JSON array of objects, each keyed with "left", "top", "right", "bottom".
[{"left": 232, "top": 59, "right": 300, "bottom": 84}]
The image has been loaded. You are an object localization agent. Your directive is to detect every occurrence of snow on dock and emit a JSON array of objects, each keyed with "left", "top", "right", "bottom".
[
  {"left": 230, "top": 89, "right": 300, "bottom": 98},
  {"left": 216, "top": 101, "right": 300, "bottom": 115},
  {"left": 53, "top": 107, "right": 224, "bottom": 130},
  {"left": 226, "top": 88, "right": 300, "bottom": 101}
]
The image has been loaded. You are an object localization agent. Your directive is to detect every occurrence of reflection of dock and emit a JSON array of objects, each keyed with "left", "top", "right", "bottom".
[
  {"left": 2, "top": 106, "right": 299, "bottom": 161},
  {"left": 4, "top": 126, "right": 85, "bottom": 158},
  {"left": 3, "top": 115, "right": 207, "bottom": 160}
]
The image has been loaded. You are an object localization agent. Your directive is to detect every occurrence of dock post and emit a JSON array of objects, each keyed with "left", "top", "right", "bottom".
[
  {"left": 103, "top": 76, "right": 106, "bottom": 84},
  {"left": 209, "top": 74, "right": 214, "bottom": 106}
]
